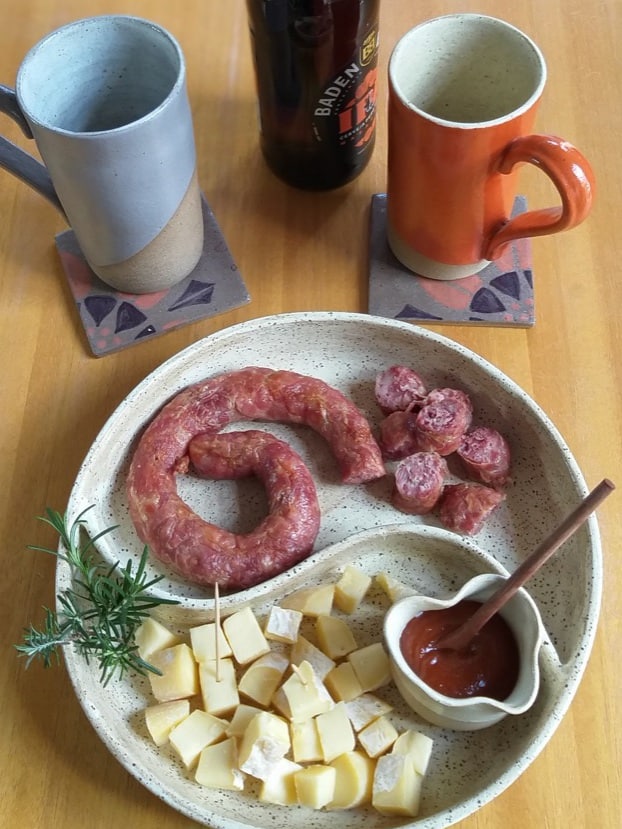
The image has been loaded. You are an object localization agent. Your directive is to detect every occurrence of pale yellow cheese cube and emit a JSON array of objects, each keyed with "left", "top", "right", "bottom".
[
  {"left": 334, "top": 566, "right": 372, "bottom": 614},
  {"left": 316, "top": 701, "right": 356, "bottom": 763},
  {"left": 290, "top": 635, "right": 335, "bottom": 680},
  {"left": 327, "top": 750, "right": 375, "bottom": 810},
  {"left": 392, "top": 730, "right": 434, "bottom": 775},
  {"left": 290, "top": 717, "right": 323, "bottom": 763},
  {"left": 324, "top": 662, "right": 363, "bottom": 702},
  {"left": 226, "top": 704, "right": 263, "bottom": 739},
  {"left": 169, "top": 709, "right": 228, "bottom": 769},
  {"left": 344, "top": 694, "right": 393, "bottom": 732},
  {"left": 281, "top": 661, "right": 333, "bottom": 723},
  {"left": 280, "top": 584, "right": 334, "bottom": 617},
  {"left": 294, "top": 764, "right": 337, "bottom": 809},
  {"left": 358, "top": 715, "right": 398, "bottom": 758},
  {"left": 144, "top": 699, "right": 190, "bottom": 747},
  {"left": 258, "top": 758, "right": 302, "bottom": 805},
  {"left": 238, "top": 711, "right": 291, "bottom": 779},
  {"left": 198, "top": 657, "right": 239, "bottom": 716},
  {"left": 372, "top": 754, "right": 423, "bottom": 817},
  {"left": 271, "top": 686, "right": 291, "bottom": 719},
  {"left": 315, "top": 615, "right": 357, "bottom": 659},
  {"left": 148, "top": 643, "right": 199, "bottom": 702},
  {"left": 135, "top": 618, "right": 180, "bottom": 661},
  {"left": 264, "top": 605, "right": 303, "bottom": 644},
  {"left": 223, "top": 606, "right": 270, "bottom": 665},
  {"left": 189, "top": 622, "right": 232, "bottom": 662},
  {"left": 238, "top": 652, "right": 289, "bottom": 707},
  {"left": 347, "top": 642, "right": 391, "bottom": 692},
  {"left": 195, "top": 737, "right": 244, "bottom": 791},
  {"left": 374, "top": 572, "right": 416, "bottom": 603}
]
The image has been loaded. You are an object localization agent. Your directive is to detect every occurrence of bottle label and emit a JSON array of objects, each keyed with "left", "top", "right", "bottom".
[{"left": 312, "top": 27, "right": 379, "bottom": 154}]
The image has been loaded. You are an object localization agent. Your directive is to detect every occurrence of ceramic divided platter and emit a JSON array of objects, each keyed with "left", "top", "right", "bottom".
[{"left": 60, "top": 311, "right": 603, "bottom": 828}]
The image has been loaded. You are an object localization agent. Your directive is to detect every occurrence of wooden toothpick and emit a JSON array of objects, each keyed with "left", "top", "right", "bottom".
[{"left": 214, "top": 582, "right": 221, "bottom": 682}]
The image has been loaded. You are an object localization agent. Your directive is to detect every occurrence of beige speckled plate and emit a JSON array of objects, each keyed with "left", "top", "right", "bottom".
[{"left": 59, "top": 312, "right": 602, "bottom": 828}]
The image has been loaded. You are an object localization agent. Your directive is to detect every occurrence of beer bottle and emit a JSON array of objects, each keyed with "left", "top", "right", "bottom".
[{"left": 245, "top": 0, "right": 380, "bottom": 190}]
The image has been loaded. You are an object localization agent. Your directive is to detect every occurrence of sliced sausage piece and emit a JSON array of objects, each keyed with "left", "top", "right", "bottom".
[
  {"left": 378, "top": 411, "right": 420, "bottom": 460},
  {"left": 126, "top": 367, "right": 385, "bottom": 589},
  {"left": 392, "top": 452, "right": 449, "bottom": 515},
  {"left": 438, "top": 483, "right": 505, "bottom": 535},
  {"left": 413, "top": 388, "right": 473, "bottom": 455},
  {"left": 375, "top": 365, "right": 428, "bottom": 415},
  {"left": 457, "top": 426, "right": 511, "bottom": 487}
]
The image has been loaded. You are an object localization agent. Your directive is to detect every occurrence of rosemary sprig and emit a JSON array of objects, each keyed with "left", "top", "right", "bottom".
[{"left": 15, "top": 506, "right": 179, "bottom": 686}]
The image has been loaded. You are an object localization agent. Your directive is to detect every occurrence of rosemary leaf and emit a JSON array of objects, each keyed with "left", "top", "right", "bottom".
[{"left": 15, "top": 506, "right": 179, "bottom": 685}]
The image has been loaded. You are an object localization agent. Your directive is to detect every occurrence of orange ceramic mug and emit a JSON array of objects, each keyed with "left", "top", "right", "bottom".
[{"left": 387, "top": 14, "right": 595, "bottom": 280}]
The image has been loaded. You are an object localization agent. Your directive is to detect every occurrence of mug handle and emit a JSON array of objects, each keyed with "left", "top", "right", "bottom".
[
  {"left": 0, "top": 84, "right": 65, "bottom": 216},
  {"left": 483, "top": 134, "right": 595, "bottom": 261}
]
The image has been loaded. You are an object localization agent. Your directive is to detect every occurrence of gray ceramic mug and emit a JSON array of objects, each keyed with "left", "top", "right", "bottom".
[{"left": 0, "top": 15, "right": 204, "bottom": 293}]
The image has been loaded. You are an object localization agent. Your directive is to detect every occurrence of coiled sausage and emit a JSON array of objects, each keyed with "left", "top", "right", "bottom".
[{"left": 126, "top": 367, "right": 385, "bottom": 589}]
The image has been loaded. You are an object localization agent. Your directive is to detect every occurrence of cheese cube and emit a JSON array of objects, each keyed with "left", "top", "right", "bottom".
[
  {"left": 372, "top": 754, "right": 423, "bottom": 817},
  {"left": 148, "top": 643, "right": 199, "bottom": 702},
  {"left": 294, "top": 764, "right": 337, "bottom": 809},
  {"left": 195, "top": 737, "right": 244, "bottom": 791},
  {"left": 271, "top": 686, "right": 291, "bottom": 719},
  {"left": 344, "top": 694, "right": 393, "bottom": 732},
  {"left": 189, "top": 622, "right": 232, "bottom": 662},
  {"left": 238, "top": 711, "right": 290, "bottom": 779},
  {"left": 290, "top": 635, "right": 335, "bottom": 680},
  {"left": 374, "top": 572, "right": 416, "bottom": 603},
  {"left": 392, "top": 730, "right": 434, "bottom": 776},
  {"left": 264, "top": 605, "right": 303, "bottom": 644},
  {"left": 144, "top": 699, "right": 190, "bottom": 747},
  {"left": 334, "top": 566, "right": 372, "bottom": 614},
  {"left": 290, "top": 718, "right": 323, "bottom": 763},
  {"left": 347, "top": 643, "right": 391, "bottom": 692},
  {"left": 280, "top": 584, "right": 334, "bottom": 617},
  {"left": 135, "top": 618, "right": 180, "bottom": 661},
  {"left": 169, "top": 709, "right": 228, "bottom": 769},
  {"left": 281, "top": 661, "right": 333, "bottom": 722},
  {"left": 358, "top": 715, "right": 399, "bottom": 758},
  {"left": 324, "top": 662, "right": 363, "bottom": 703},
  {"left": 238, "top": 652, "right": 289, "bottom": 707},
  {"left": 226, "top": 704, "right": 263, "bottom": 739},
  {"left": 316, "top": 701, "right": 356, "bottom": 763},
  {"left": 315, "top": 615, "right": 357, "bottom": 659},
  {"left": 198, "top": 657, "right": 239, "bottom": 716},
  {"left": 327, "top": 751, "right": 375, "bottom": 810},
  {"left": 223, "top": 606, "right": 270, "bottom": 665},
  {"left": 258, "top": 758, "right": 302, "bottom": 805}
]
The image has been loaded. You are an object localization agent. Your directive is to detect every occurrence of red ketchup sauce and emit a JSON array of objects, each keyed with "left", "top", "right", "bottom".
[{"left": 399, "top": 600, "right": 520, "bottom": 700}]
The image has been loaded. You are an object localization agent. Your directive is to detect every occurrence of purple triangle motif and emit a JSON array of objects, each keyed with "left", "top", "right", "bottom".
[
  {"left": 396, "top": 304, "right": 443, "bottom": 321},
  {"left": 84, "top": 295, "right": 117, "bottom": 326},
  {"left": 115, "top": 301, "right": 147, "bottom": 333},
  {"left": 490, "top": 271, "right": 521, "bottom": 300},
  {"left": 470, "top": 288, "right": 506, "bottom": 314},
  {"left": 168, "top": 279, "right": 215, "bottom": 312},
  {"left": 135, "top": 325, "right": 157, "bottom": 340}
]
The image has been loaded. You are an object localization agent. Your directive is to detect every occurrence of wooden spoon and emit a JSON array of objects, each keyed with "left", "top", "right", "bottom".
[{"left": 437, "top": 478, "right": 615, "bottom": 652}]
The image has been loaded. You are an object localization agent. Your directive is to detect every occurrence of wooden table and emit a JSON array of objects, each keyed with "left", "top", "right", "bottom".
[{"left": 1, "top": 1, "right": 620, "bottom": 827}]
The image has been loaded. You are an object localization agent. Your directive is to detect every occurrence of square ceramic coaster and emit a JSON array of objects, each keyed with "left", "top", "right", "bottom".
[
  {"left": 56, "top": 195, "right": 250, "bottom": 356},
  {"left": 368, "top": 193, "right": 534, "bottom": 326}
]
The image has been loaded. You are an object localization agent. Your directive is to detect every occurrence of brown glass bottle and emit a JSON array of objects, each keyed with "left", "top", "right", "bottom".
[{"left": 245, "top": 0, "right": 380, "bottom": 190}]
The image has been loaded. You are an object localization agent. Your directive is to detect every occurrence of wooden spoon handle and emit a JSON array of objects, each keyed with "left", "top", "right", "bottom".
[{"left": 438, "top": 479, "right": 615, "bottom": 652}]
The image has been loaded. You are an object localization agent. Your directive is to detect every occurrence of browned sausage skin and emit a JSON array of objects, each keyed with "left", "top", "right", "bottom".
[{"left": 126, "top": 367, "right": 385, "bottom": 589}]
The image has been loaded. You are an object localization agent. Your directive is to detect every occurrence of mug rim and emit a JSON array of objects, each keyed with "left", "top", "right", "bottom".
[
  {"left": 15, "top": 14, "right": 186, "bottom": 137},
  {"left": 389, "top": 13, "right": 547, "bottom": 130}
]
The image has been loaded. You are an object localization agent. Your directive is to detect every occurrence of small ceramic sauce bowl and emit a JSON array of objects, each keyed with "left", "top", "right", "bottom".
[{"left": 384, "top": 573, "right": 545, "bottom": 731}]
